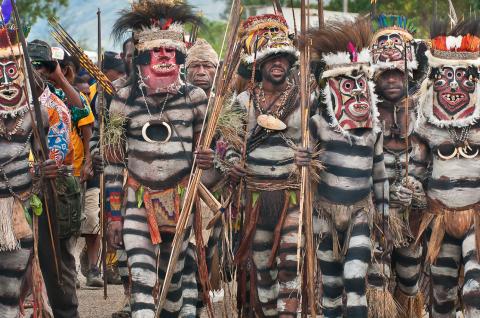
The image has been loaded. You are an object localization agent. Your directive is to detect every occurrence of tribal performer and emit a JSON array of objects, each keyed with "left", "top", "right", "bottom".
[
  {"left": 411, "top": 19, "right": 480, "bottom": 317},
  {"left": 225, "top": 13, "right": 304, "bottom": 317},
  {"left": 106, "top": 1, "right": 214, "bottom": 317},
  {"left": 367, "top": 15, "right": 426, "bottom": 317},
  {"left": 0, "top": 24, "right": 64, "bottom": 317},
  {"left": 307, "top": 18, "right": 391, "bottom": 318}
]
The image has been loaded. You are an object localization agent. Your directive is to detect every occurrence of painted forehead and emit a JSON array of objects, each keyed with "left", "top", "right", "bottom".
[{"left": 376, "top": 32, "right": 403, "bottom": 40}]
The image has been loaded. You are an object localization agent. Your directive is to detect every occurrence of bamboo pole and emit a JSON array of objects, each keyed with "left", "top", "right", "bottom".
[
  {"left": 97, "top": 8, "right": 108, "bottom": 300},
  {"left": 297, "top": 0, "right": 316, "bottom": 316}
]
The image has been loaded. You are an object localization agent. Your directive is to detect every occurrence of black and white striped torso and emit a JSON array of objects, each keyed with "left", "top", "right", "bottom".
[
  {"left": 110, "top": 84, "right": 207, "bottom": 190},
  {"left": 415, "top": 116, "right": 480, "bottom": 208},
  {"left": 235, "top": 90, "right": 301, "bottom": 182},
  {"left": 0, "top": 110, "right": 46, "bottom": 198},
  {"left": 311, "top": 112, "right": 383, "bottom": 205}
]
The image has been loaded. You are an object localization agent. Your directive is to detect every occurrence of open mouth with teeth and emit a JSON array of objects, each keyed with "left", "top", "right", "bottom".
[
  {"left": 152, "top": 63, "right": 175, "bottom": 73},
  {"left": 440, "top": 92, "right": 468, "bottom": 110},
  {"left": 346, "top": 102, "right": 370, "bottom": 120},
  {"left": 379, "top": 49, "right": 402, "bottom": 62},
  {"left": 0, "top": 86, "right": 21, "bottom": 106}
]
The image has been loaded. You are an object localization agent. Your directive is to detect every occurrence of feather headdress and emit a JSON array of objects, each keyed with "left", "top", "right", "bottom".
[
  {"left": 417, "top": 18, "right": 480, "bottom": 128},
  {"left": 310, "top": 18, "right": 380, "bottom": 140},
  {"left": 310, "top": 17, "right": 373, "bottom": 79},
  {"left": 370, "top": 14, "right": 418, "bottom": 72},
  {"left": 0, "top": 23, "right": 23, "bottom": 58},
  {"left": 427, "top": 19, "right": 480, "bottom": 67},
  {"left": 112, "top": 0, "right": 201, "bottom": 56},
  {"left": 238, "top": 14, "right": 297, "bottom": 73}
]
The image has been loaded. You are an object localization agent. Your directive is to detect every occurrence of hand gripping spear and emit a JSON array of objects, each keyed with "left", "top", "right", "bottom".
[
  {"left": 10, "top": 0, "right": 63, "bottom": 284},
  {"left": 97, "top": 8, "right": 108, "bottom": 300},
  {"left": 296, "top": 0, "right": 316, "bottom": 316}
]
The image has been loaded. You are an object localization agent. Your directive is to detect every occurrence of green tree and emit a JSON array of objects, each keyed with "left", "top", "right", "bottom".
[
  {"left": 326, "top": 0, "right": 479, "bottom": 37},
  {"left": 197, "top": 19, "right": 228, "bottom": 55},
  {"left": 18, "top": 0, "right": 69, "bottom": 26}
]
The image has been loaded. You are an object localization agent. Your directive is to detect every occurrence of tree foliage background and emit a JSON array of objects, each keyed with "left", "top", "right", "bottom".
[
  {"left": 18, "top": 0, "right": 69, "bottom": 26},
  {"left": 327, "top": 0, "right": 479, "bottom": 37},
  {"left": 218, "top": 0, "right": 479, "bottom": 38}
]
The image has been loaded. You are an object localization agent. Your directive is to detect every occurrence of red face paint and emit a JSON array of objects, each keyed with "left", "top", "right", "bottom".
[
  {"left": 328, "top": 72, "right": 373, "bottom": 130},
  {"left": 139, "top": 47, "right": 180, "bottom": 95},
  {"left": 432, "top": 66, "right": 476, "bottom": 121}
]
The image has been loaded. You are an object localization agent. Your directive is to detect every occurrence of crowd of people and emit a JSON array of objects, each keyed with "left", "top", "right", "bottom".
[{"left": 0, "top": 0, "right": 479, "bottom": 318}]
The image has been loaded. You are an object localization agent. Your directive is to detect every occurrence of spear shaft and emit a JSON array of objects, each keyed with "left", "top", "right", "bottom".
[
  {"left": 298, "top": 0, "right": 316, "bottom": 316},
  {"left": 97, "top": 8, "right": 108, "bottom": 300},
  {"left": 10, "top": 0, "right": 62, "bottom": 284}
]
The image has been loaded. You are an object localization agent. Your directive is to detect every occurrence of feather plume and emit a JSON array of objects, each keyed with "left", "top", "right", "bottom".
[
  {"left": 309, "top": 17, "right": 372, "bottom": 61},
  {"left": 431, "top": 18, "right": 480, "bottom": 38},
  {"left": 112, "top": 0, "right": 201, "bottom": 43}
]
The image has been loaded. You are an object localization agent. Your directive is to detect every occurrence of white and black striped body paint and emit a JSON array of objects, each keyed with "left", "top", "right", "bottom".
[
  {"left": 310, "top": 111, "right": 389, "bottom": 318},
  {"left": 411, "top": 113, "right": 480, "bottom": 317},
  {"left": 106, "top": 84, "right": 208, "bottom": 318}
]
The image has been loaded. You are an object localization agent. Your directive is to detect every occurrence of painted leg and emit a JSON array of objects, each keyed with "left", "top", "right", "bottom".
[
  {"left": 431, "top": 233, "right": 461, "bottom": 318},
  {"left": 316, "top": 217, "right": 343, "bottom": 318},
  {"left": 277, "top": 205, "right": 300, "bottom": 317},
  {"left": 178, "top": 243, "right": 199, "bottom": 318},
  {"left": 344, "top": 210, "right": 371, "bottom": 318},
  {"left": 394, "top": 242, "right": 424, "bottom": 318},
  {"left": 157, "top": 222, "right": 194, "bottom": 318},
  {"left": 0, "top": 239, "right": 31, "bottom": 318},
  {"left": 366, "top": 240, "right": 395, "bottom": 318},
  {"left": 462, "top": 228, "right": 480, "bottom": 318},
  {"left": 123, "top": 191, "right": 157, "bottom": 318},
  {"left": 252, "top": 223, "right": 278, "bottom": 317}
]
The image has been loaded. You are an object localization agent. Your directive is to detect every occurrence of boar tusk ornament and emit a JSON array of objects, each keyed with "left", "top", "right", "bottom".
[
  {"left": 458, "top": 143, "right": 479, "bottom": 159},
  {"left": 437, "top": 143, "right": 479, "bottom": 160},
  {"left": 142, "top": 120, "right": 172, "bottom": 144}
]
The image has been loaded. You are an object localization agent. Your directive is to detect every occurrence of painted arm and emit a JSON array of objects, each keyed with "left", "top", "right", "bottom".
[
  {"left": 406, "top": 133, "right": 430, "bottom": 208},
  {"left": 104, "top": 97, "right": 127, "bottom": 223},
  {"left": 372, "top": 132, "right": 389, "bottom": 216}
]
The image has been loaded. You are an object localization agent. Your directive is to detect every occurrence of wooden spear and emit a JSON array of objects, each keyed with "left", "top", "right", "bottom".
[
  {"left": 155, "top": 0, "right": 243, "bottom": 315},
  {"left": 297, "top": 0, "right": 316, "bottom": 316},
  {"left": 10, "top": 0, "right": 63, "bottom": 284},
  {"left": 96, "top": 8, "right": 108, "bottom": 300}
]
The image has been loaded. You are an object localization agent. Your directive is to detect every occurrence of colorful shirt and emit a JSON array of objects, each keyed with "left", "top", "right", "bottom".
[
  {"left": 72, "top": 93, "right": 95, "bottom": 176},
  {"left": 39, "top": 87, "right": 72, "bottom": 166}
]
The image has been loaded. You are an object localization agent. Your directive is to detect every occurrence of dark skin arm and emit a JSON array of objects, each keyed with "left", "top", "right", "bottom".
[
  {"left": 49, "top": 62, "right": 84, "bottom": 109},
  {"left": 193, "top": 132, "right": 214, "bottom": 170},
  {"left": 80, "top": 124, "right": 93, "bottom": 182}
]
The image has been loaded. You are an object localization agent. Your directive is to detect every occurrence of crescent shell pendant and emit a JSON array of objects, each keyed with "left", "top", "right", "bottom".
[
  {"left": 141, "top": 121, "right": 172, "bottom": 144},
  {"left": 257, "top": 114, "right": 287, "bottom": 131}
]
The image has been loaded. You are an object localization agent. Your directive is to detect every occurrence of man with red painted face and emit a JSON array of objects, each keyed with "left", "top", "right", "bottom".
[
  {"left": 410, "top": 19, "right": 480, "bottom": 318},
  {"left": 223, "top": 14, "right": 310, "bottom": 317},
  {"left": 366, "top": 15, "right": 427, "bottom": 318},
  {"left": 105, "top": 1, "right": 214, "bottom": 317},
  {"left": 304, "top": 18, "right": 391, "bottom": 318}
]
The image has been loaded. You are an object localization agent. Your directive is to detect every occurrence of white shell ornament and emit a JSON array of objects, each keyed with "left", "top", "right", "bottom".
[
  {"left": 257, "top": 114, "right": 287, "bottom": 131},
  {"left": 141, "top": 120, "right": 172, "bottom": 144}
]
